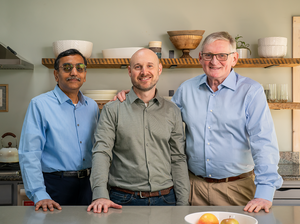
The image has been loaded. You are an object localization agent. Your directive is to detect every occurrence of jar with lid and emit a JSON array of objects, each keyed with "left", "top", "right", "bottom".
[{"left": 149, "top": 41, "right": 162, "bottom": 58}]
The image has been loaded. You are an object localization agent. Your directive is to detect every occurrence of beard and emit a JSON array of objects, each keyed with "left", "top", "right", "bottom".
[{"left": 131, "top": 75, "right": 158, "bottom": 92}]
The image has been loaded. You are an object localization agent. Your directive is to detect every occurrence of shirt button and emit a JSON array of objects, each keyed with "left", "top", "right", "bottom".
[
  {"left": 209, "top": 174, "right": 211, "bottom": 177},
  {"left": 208, "top": 126, "right": 211, "bottom": 129},
  {"left": 77, "top": 124, "right": 79, "bottom": 126},
  {"left": 207, "top": 143, "right": 210, "bottom": 145},
  {"left": 212, "top": 94, "right": 215, "bottom": 96},
  {"left": 80, "top": 141, "right": 82, "bottom": 143},
  {"left": 145, "top": 126, "right": 148, "bottom": 129},
  {"left": 83, "top": 158, "right": 85, "bottom": 161},
  {"left": 210, "top": 110, "right": 213, "bottom": 112},
  {"left": 207, "top": 159, "right": 209, "bottom": 161}
]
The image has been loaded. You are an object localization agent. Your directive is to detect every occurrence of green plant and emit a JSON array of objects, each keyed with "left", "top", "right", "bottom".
[{"left": 235, "top": 35, "right": 251, "bottom": 55}]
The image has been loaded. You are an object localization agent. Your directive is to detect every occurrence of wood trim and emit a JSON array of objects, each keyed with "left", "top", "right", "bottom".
[
  {"left": 42, "top": 58, "right": 300, "bottom": 69},
  {"left": 293, "top": 16, "right": 300, "bottom": 152}
]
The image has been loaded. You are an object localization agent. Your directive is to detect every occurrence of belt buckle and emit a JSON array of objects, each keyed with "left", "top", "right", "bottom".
[{"left": 77, "top": 170, "right": 85, "bottom": 178}]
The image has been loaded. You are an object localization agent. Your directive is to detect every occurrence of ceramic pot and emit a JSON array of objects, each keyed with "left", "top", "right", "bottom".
[{"left": 237, "top": 48, "right": 248, "bottom": 58}]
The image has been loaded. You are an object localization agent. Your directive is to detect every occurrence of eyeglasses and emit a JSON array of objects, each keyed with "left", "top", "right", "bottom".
[
  {"left": 201, "top": 52, "right": 234, "bottom": 61},
  {"left": 59, "top": 63, "right": 87, "bottom": 73}
]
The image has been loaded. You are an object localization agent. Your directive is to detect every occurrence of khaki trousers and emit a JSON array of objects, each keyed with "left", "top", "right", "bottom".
[{"left": 189, "top": 171, "right": 256, "bottom": 206}]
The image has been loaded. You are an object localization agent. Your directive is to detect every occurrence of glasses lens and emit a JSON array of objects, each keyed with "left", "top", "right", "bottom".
[
  {"left": 216, "top": 53, "right": 228, "bottom": 61},
  {"left": 62, "top": 63, "right": 73, "bottom": 72},
  {"left": 75, "top": 63, "right": 86, "bottom": 73},
  {"left": 203, "top": 53, "right": 212, "bottom": 60}
]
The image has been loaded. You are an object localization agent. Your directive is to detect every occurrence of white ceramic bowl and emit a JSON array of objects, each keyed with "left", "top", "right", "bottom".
[
  {"left": 258, "top": 37, "right": 287, "bottom": 46},
  {"left": 185, "top": 211, "right": 257, "bottom": 224},
  {"left": 53, "top": 40, "right": 93, "bottom": 58},
  {"left": 102, "top": 47, "right": 143, "bottom": 58},
  {"left": 82, "top": 90, "right": 117, "bottom": 100},
  {"left": 258, "top": 45, "right": 287, "bottom": 58}
]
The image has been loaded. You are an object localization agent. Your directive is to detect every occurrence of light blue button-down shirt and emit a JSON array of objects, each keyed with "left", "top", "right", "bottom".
[
  {"left": 172, "top": 69, "right": 283, "bottom": 202},
  {"left": 18, "top": 85, "right": 99, "bottom": 203}
]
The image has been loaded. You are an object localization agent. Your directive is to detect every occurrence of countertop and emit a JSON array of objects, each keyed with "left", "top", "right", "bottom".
[{"left": 0, "top": 206, "right": 299, "bottom": 224}]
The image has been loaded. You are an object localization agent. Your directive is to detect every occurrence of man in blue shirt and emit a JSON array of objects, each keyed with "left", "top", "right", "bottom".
[
  {"left": 18, "top": 49, "right": 99, "bottom": 211},
  {"left": 171, "top": 31, "right": 282, "bottom": 213}
]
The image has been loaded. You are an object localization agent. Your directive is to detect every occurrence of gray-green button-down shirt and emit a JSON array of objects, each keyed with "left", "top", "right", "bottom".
[{"left": 90, "top": 88, "right": 190, "bottom": 205}]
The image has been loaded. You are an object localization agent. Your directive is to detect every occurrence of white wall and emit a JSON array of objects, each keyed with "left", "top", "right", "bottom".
[{"left": 0, "top": 0, "right": 299, "bottom": 151}]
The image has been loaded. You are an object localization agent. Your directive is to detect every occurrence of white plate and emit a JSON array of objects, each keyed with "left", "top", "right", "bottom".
[
  {"left": 83, "top": 90, "right": 117, "bottom": 94},
  {"left": 84, "top": 93, "right": 116, "bottom": 100},
  {"left": 184, "top": 211, "right": 258, "bottom": 224}
]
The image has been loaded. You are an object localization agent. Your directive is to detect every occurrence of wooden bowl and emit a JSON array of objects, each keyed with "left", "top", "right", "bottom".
[
  {"left": 167, "top": 30, "right": 205, "bottom": 36},
  {"left": 169, "top": 35, "right": 203, "bottom": 58}
]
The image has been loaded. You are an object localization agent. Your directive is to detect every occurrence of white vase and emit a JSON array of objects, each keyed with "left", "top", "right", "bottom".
[{"left": 236, "top": 48, "right": 248, "bottom": 58}]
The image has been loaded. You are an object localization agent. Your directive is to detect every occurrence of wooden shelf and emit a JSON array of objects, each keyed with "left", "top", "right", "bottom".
[
  {"left": 95, "top": 101, "right": 300, "bottom": 110},
  {"left": 42, "top": 58, "right": 300, "bottom": 69},
  {"left": 268, "top": 103, "right": 300, "bottom": 110}
]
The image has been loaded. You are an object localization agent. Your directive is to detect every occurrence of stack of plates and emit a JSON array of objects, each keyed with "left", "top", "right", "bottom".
[{"left": 82, "top": 90, "right": 118, "bottom": 100}]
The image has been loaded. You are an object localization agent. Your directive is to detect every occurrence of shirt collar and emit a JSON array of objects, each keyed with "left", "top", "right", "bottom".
[
  {"left": 127, "top": 87, "right": 162, "bottom": 105},
  {"left": 53, "top": 85, "right": 87, "bottom": 106},
  {"left": 199, "top": 69, "right": 237, "bottom": 91}
]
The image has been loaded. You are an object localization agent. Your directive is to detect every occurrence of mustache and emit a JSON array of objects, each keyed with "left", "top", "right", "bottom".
[{"left": 66, "top": 76, "right": 81, "bottom": 81}]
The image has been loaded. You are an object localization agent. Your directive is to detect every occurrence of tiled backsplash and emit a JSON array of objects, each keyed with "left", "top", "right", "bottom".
[{"left": 279, "top": 152, "right": 300, "bottom": 164}]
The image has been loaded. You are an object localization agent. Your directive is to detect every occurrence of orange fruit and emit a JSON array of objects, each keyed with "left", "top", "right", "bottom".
[{"left": 197, "top": 213, "right": 219, "bottom": 224}]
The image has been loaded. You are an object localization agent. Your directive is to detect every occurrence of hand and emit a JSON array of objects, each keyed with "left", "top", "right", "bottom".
[
  {"left": 243, "top": 198, "right": 272, "bottom": 213},
  {"left": 110, "top": 90, "right": 130, "bottom": 102},
  {"left": 87, "top": 198, "right": 122, "bottom": 213},
  {"left": 35, "top": 199, "right": 62, "bottom": 212}
]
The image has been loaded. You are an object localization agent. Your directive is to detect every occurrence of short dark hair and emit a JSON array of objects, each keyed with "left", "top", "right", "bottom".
[{"left": 54, "top": 49, "right": 87, "bottom": 70}]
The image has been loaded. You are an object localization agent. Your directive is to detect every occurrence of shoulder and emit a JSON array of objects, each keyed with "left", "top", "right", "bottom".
[
  {"left": 30, "top": 90, "right": 54, "bottom": 105},
  {"left": 236, "top": 73, "right": 262, "bottom": 92}
]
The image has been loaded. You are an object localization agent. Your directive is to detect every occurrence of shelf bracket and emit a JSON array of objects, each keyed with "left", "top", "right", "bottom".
[
  {"left": 169, "top": 65, "right": 177, "bottom": 69},
  {"left": 264, "top": 65, "right": 279, "bottom": 69}
]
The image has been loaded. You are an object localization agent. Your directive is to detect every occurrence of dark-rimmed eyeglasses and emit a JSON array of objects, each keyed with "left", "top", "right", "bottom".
[
  {"left": 201, "top": 52, "right": 234, "bottom": 61},
  {"left": 59, "top": 63, "right": 87, "bottom": 73}
]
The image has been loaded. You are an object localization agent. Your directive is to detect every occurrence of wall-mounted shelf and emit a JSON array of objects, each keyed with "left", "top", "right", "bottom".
[
  {"left": 94, "top": 101, "right": 300, "bottom": 110},
  {"left": 268, "top": 103, "right": 300, "bottom": 110},
  {"left": 42, "top": 58, "right": 300, "bottom": 69}
]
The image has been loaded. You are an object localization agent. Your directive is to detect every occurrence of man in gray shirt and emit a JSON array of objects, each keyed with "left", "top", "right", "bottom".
[{"left": 87, "top": 48, "right": 190, "bottom": 213}]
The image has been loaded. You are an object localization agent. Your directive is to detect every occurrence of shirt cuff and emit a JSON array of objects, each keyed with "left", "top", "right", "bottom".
[
  {"left": 33, "top": 190, "right": 51, "bottom": 204},
  {"left": 92, "top": 186, "right": 109, "bottom": 201},
  {"left": 254, "top": 184, "right": 276, "bottom": 202}
]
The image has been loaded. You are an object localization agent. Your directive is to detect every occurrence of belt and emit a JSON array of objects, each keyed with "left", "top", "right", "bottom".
[
  {"left": 48, "top": 168, "right": 91, "bottom": 178},
  {"left": 111, "top": 186, "right": 173, "bottom": 198},
  {"left": 196, "top": 170, "right": 254, "bottom": 183}
]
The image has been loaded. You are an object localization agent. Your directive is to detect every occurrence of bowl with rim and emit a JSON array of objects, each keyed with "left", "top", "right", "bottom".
[
  {"left": 184, "top": 211, "right": 257, "bottom": 224},
  {"left": 258, "top": 37, "right": 287, "bottom": 46},
  {"left": 258, "top": 45, "right": 287, "bottom": 58},
  {"left": 53, "top": 40, "right": 93, "bottom": 58},
  {"left": 82, "top": 90, "right": 118, "bottom": 100},
  {"left": 102, "top": 47, "right": 143, "bottom": 58}
]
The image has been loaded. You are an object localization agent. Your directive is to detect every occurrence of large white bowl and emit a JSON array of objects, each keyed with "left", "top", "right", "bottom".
[
  {"left": 258, "top": 45, "right": 287, "bottom": 58},
  {"left": 53, "top": 40, "right": 93, "bottom": 58},
  {"left": 258, "top": 37, "right": 287, "bottom": 46},
  {"left": 185, "top": 211, "right": 257, "bottom": 224},
  {"left": 82, "top": 90, "right": 117, "bottom": 100},
  {"left": 102, "top": 47, "right": 143, "bottom": 58}
]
